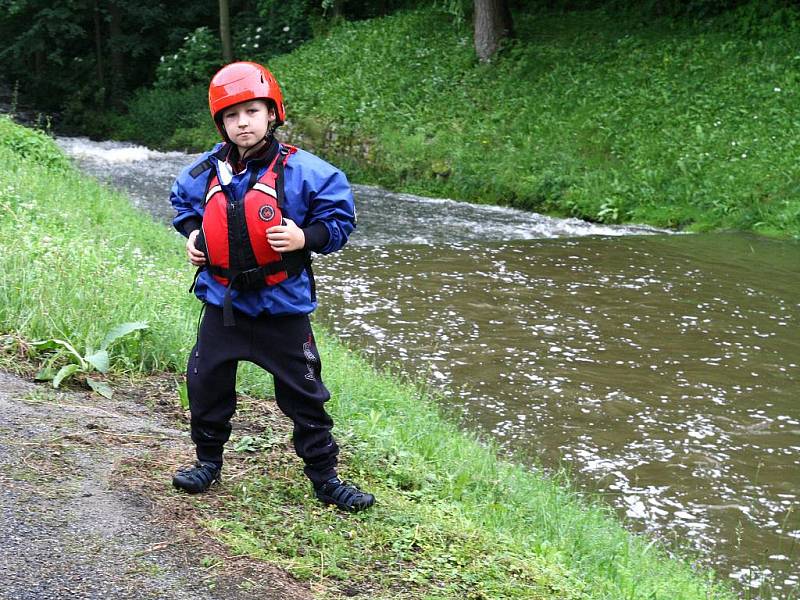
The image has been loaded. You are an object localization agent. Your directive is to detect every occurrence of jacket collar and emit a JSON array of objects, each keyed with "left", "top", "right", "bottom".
[{"left": 214, "top": 136, "right": 280, "bottom": 175}]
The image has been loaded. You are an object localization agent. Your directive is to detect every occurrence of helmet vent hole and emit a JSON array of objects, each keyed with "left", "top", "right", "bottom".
[{"left": 260, "top": 74, "right": 264, "bottom": 83}]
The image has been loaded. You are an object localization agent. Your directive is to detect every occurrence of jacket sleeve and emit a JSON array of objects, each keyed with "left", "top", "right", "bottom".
[
  {"left": 293, "top": 156, "right": 356, "bottom": 255},
  {"left": 170, "top": 165, "right": 203, "bottom": 238}
]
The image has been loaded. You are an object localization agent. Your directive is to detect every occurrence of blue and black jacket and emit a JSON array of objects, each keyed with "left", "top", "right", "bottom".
[{"left": 170, "top": 140, "right": 356, "bottom": 317}]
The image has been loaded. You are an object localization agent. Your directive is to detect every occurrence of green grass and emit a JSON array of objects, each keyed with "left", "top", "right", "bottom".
[
  {"left": 104, "top": 6, "right": 800, "bottom": 238},
  {"left": 0, "top": 116, "right": 735, "bottom": 598}
]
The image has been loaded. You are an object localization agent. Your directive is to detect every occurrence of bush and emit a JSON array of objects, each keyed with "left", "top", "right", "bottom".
[
  {"left": 155, "top": 27, "right": 223, "bottom": 90},
  {"left": 0, "top": 115, "right": 69, "bottom": 171},
  {"left": 113, "top": 85, "right": 210, "bottom": 149}
]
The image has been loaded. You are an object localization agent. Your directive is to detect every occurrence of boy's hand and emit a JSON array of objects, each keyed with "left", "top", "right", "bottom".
[
  {"left": 186, "top": 229, "right": 206, "bottom": 266},
  {"left": 267, "top": 218, "right": 305, "bottom": 252}
]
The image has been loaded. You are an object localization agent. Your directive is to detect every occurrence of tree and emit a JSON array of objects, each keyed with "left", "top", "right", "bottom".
[
  {"left": 474, "top": 0, "right": 513, "bottom": 62},
  {"left": 219, "top": 0, "right": 233, "bottom": 63}
]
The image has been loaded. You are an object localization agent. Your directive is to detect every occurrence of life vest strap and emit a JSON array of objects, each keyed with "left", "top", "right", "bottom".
[
  {"left": 207, "top": 249, "right": 308, "bottom": 288},
  {"left": 208, "top": 249, "right": 311, "bottom": 327}
]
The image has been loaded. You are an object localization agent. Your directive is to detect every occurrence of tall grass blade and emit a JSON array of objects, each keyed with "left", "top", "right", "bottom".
[{"left": 176, "top": 380, "right": 189, "bottom": 411}]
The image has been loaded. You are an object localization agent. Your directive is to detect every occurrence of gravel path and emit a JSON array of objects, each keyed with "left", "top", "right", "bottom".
[{"left": 0, "top": 370, "right": 311, "bottom": 600}]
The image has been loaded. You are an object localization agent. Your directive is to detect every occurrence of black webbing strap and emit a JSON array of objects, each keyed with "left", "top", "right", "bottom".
[
  {"left": 189, "top": 143, "right": 232, "bottom": 179},
  {"left": 189, "top": 266, "right": 203, "bottom": 293},
  {"left": 307, "top": 260, "right": 317, "bottom": 302},
  {"left": 273, "top": 149, "right": 287, "bottom": 211},
  {"left": 211, "top": 250, "right": 310, "bottom": 327},
  {"left": 207, "top": 250, "right": 309, "bottom": 284},
  {"left": 222, "top": 277, "right": 239, "bottom": 327},
  {"left": 213, "top": 143, "right": 232, "bottom": 162},
  {"left": 189, "top": 159, "right": 212, "bottom": 179}
]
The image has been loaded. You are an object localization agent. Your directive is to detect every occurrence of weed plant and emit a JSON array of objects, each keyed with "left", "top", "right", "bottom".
[
  {"left": 0, "top": 117, "right": 736, "bottom": 598},
  {"left": 107, "top": 6, "right": 800, "bottom": 237}
]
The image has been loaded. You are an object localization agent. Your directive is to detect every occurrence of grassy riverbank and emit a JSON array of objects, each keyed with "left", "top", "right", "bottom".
[
  {"left": 102, "top": 5, "right": 800, "bottom": 238},
  {"left": 0, "top": 116, "right": 735, "bottom": 598}
]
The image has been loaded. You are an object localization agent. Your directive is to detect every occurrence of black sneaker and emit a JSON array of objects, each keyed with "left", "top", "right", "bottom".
[
  {"left": 314, "top": 477, "right": 375, "bottom": 512},
  {"left": 172, "top": 461, "right": 221, "bottom": 494}
]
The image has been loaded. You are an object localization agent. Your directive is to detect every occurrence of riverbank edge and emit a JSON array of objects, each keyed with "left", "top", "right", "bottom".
[{"left": 0, "top": 117, "right": 734, "bottom": 598}]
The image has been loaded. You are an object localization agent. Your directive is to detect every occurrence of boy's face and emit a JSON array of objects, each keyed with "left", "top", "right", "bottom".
[{"left": 221, "top": 99, "right": 275, "bottom": 150}]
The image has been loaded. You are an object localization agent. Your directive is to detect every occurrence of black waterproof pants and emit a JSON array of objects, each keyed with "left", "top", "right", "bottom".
[{"left": 187, "top": 304, "right": 339, "bottom": 485}]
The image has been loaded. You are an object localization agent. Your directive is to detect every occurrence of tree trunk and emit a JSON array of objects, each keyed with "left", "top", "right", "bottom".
[
  {"left": 93, "top": 0, "right": 105, "bottom": 93},
  {"left": 219, "top": 0, "right": 233, "bottom": 64},
  {"left": 108, "top": 1, "right": 124, "bottom": 107},
  {"left": 334, "top": 0, "right": 343, "bottom": 19},
  {"left": 474, "top": 0, "right": 514, "bottom": 62}
]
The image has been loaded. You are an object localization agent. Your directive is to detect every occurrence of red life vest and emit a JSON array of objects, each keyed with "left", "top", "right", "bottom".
[{"left": 194, "top": 143, "right": 311, "bottom": 325}]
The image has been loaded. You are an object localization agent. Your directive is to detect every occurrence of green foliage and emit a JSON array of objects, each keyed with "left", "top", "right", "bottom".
[
  {"left": 103, "top": 5, "right": 800, "bottom": 237},
  {"left": 167, "top": 123, "right": 219, "bottom": 153},
  {"left": 434, "top": 0, "right": 471, "bottom": 23},
  {"left": 31, "top": 322, "right": 148, "bottom": 398},
  {"left": 714, "top": 0, "right": 800, "bottom": 36},
  {"left": 0, "top": 1, "right": 214, "bottom": 114},
  {"left": 109, "top": 85, "right": 210, "bottom": 149},
  {"left": 248, "top": 0, "right": 314, "bottom": 58},
  {"left": 0, "top": 135, "right": 199, "bottom": 376},
  {"left": 0, "top": 115, "right": 69, "bottom": 170},
  {"left": 0, "top": 0, "right": 423, "bottom": 123},
  {"left": 155, "top": 27, "right": 223, "bottom": 89},
  {"left": 233, "top": 430, "right": 280, "bottom": 453}
]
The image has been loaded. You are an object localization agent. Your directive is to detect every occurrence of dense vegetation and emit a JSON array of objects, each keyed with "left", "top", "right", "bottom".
[
  {"left": 3, "top": 2, "right": 797, "bottom": 236},
  {"left": 0, "top": 0, "right": 421, "bottom": 118},
  {"left": 0, "top": 115, "right": 736, "bottom": 599},
  {"left": 88, "top": 3, "right": 800, "bottom": 237}
]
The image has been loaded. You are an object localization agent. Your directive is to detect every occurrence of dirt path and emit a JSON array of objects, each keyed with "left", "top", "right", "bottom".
[{"left": 0, "top": 370, "right": 312, "bottom": 600}]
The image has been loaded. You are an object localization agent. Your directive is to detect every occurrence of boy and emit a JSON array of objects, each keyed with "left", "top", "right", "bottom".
[{"left": 169, "top": 61, "right": 374, "bottom": 512}]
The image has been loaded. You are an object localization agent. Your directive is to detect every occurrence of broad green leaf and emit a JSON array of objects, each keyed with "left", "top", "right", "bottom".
[
  {"left": 87, "top": 377, "right": 113, "bottom": 399},
  {"left": 234, "top": 435, "right": 258, "bottom": 452},
  {"left": 100, "top": 322, "right": 149, "bottom": 351},
  {"left": 52, "top": 364, "right": 80, "bottom": 388},
  {"left": 35, "top": 365, "right": 55, "bottom": 381},
  {"left": 85, "top": 349, "right": 110, "bottom": 373}
]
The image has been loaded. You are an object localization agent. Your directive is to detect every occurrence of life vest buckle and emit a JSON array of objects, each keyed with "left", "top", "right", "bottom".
[{"left": 234, "top": 266, "right": 277, "bottom": 291}]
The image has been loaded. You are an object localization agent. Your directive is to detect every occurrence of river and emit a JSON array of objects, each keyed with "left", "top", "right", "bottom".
[{"left": 57, "top": 136, "right": 800, "bottom": 598}]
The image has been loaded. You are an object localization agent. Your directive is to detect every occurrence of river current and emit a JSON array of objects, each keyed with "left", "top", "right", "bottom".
[{"left": 57, "top": 137, "right": 799, "bottom": 598}]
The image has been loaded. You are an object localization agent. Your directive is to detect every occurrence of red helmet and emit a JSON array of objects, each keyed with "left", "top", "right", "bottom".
[{"left": 208, "top": 62, "right": 286, "bottom": 138}]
